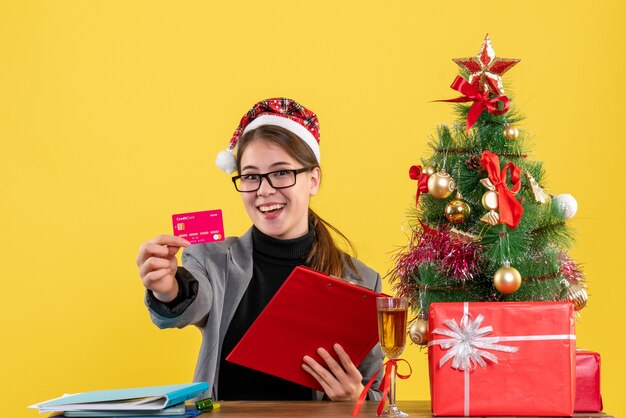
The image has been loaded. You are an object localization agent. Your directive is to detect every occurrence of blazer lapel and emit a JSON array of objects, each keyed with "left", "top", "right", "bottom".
[{"left": 218, "top": 228, "right": 254, "bottom": 343}]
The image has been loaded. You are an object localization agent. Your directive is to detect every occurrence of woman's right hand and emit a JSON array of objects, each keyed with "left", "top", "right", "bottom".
[{"left": 136, "top": 235, "right": 191, "bottom": 303}]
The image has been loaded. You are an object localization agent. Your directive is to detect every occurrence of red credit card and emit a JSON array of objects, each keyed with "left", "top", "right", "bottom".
[{"left": 172, "top": 209, "right": 225, "bottom": 244}]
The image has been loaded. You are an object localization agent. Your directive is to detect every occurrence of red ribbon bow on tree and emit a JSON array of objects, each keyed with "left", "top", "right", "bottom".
[
  {"left": 480, "top": 150, "right": 524, "bottom": 229},
  {"left": 409, "top": 165, "right": 430, "bottom": 207},
  {"left": 437, "top": 76, "right": 511, "bottom": 134}
]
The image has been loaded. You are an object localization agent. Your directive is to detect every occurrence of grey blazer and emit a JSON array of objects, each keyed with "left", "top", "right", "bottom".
[{"left": 146, "top": 228, "right": 384, "bottom": 400}]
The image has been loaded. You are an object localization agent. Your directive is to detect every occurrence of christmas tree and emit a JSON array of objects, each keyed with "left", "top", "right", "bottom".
[{"left": 391, "top": 35, "right": 587, "bottom": 345}]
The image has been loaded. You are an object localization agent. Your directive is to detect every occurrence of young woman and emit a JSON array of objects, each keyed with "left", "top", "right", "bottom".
[{"left": 136, "top": 98, "right": 383, "bottom": 401}]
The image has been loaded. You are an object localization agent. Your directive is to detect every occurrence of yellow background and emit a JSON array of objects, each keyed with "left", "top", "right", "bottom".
[{"left": 2, "top": 1, "right": 624, "bottom": 416}]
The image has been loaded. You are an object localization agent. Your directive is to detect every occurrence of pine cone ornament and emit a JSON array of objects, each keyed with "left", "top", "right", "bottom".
[{"left": 465, "top": 155, "right": 483, "bottom": 173}]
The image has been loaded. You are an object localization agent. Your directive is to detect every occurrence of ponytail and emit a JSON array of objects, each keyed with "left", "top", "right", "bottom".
[{"left": 306, "top": 209, "right": 364, "bottom": 281}]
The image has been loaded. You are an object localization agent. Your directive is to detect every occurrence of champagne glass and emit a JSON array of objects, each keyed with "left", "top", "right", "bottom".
[{"left": 376, "top": 296, "right": 408, "bottom": 417}]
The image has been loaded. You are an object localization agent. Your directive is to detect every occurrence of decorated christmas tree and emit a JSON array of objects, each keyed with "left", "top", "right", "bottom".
[{"left": 391, "top": 34, "right": 587, "bottom": 345}]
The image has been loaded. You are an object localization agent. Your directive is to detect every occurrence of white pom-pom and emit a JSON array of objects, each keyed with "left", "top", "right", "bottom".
[
  {"left": 554, "top": 193, "right": 578, "bottom": 219},
  {"left": 215, "top": 149, "right": 237, "bottom": 174}
]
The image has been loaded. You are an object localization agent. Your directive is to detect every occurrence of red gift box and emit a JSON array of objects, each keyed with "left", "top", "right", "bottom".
[
  {"left": 428, "top": 302, "right": 576, "bottom": 416},
  {"left": 575, "top": 349, "right": 603, "bottom": 412}
]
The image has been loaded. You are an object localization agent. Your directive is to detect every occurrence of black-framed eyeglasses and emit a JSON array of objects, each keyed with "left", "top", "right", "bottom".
[{"left": 231, "top": 167, "right": 315, "bottom": 192}]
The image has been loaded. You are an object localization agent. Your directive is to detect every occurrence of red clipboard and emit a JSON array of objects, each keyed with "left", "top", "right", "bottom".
[{"left": 226, "top": 266, "right": 382, "bottom": 391}]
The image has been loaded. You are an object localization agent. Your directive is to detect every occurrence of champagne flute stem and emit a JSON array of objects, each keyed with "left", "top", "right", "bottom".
[{"left": 389, "top": 363, "right": 397, "bottom": 409}]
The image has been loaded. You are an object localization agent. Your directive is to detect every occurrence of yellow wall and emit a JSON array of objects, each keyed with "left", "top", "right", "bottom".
[{"left": 2, "top": 1, "right": 624, "bottom": 416}]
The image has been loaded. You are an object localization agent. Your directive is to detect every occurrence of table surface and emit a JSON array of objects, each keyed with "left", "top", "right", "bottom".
[{"left": 210, "top": 400, "right": 613, "bottom": 417}]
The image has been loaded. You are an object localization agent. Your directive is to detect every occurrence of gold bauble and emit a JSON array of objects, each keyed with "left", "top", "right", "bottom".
[
  {"left": 427, "top": 171, "right": 456, "bottom": 199},
  {"left": 481, "top": 190, "right": 499, "bottom": 210},
  {"left": 423, "top": 165, "right": 436, "bottom": 176},
  {"left": 445, "top": 199, "right": 471, "bottom": 224},
  {"left": 409, "top": 318, "right": 429, "bottom": 345},
  {"left": 493, "top": 265, "right": 522, "bottom": 294},
  {"left": 481, "top": 210, "right": 500, "bottom": 226},
  {"left": 564, "top": 282, "right": 588, "bottom": 311},
  {"left": 503, "top": 125, "right": 519, "bottom": 140}
]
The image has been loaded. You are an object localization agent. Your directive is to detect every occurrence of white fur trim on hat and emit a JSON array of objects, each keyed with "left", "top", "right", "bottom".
[
  {"left": 215, "top": 149, "right": 237, "bottom": 174},
  {"left": 243, "top": 114, "right": 321, "bottom": 163}
]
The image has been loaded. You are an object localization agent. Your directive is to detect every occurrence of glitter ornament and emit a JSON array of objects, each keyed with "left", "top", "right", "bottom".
[
  {"left": 481, "top": 211, "right": 500, "bottom": 226},
  {"left": 493, "top": 262, "right": 522, "bottom": 294},
  {"left": 423, "top": 165, "right": 436, "bottom": 176},
  {"left": 409, "top": 318, "right": 429, "bottom": 345},
  {"left": 449, "top": 227, "right": 481, "bottom": 243},
  {"left": 558, "top": 253, "right": 584, "bottom": 284},
  {"left": 554, "top": 194, "right": 578, "bottom": 219},
  {"left": 453, "top": 34, "right": 520, "bottom": 96},
  {"left": 561, "top": 280, "right": 588, "bottom": 311},
  {"left": 525, "top": 172, "right": 547, "bottom": 204},
  {"left": 427, "top": 170, "right": 456, "bottom": 199},
  {"left": 393, "top": 227, "right": 483, "bottom": 283},
  {"left": 503, "top": 125, "right": 519, "bottom": 140},
  {"left": 445, "top": 197, "right": 471, "bottom": 224}
]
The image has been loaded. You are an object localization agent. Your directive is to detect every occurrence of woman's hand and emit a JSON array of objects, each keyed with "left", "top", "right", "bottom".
[
  {"left": 302, "top": 343, "right": 365, "bottom": 401},
  {"left": 136, "top": 235, "right": 190, "bottom": 302}
]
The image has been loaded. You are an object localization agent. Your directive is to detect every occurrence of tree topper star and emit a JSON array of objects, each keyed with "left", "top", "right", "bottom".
[{"left": 452, "top": 34, "right": 520, "bottom": 97}]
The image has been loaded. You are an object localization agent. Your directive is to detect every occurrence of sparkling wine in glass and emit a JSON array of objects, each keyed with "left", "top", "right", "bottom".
[{"left": 376, "top": 297, "right": 408, "bottom": 417}]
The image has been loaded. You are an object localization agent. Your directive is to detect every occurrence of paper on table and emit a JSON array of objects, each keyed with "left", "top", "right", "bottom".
[{"left": 63, "top": 402, "right": 187, "bottom": 417}]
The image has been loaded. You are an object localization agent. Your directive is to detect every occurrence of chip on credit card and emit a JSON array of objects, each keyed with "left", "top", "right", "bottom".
[{"left": 172, "top": 209, "right": 224, "bottom": 244}]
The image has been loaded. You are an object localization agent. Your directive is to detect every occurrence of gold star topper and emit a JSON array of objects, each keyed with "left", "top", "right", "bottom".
[{"left": 453, "top": 34, "right": 520, "bottom": 96}]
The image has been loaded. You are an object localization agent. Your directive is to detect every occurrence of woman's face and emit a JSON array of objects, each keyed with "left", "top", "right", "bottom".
[{"left": 238, "top": 138, "right": 320, "bottom": 240}]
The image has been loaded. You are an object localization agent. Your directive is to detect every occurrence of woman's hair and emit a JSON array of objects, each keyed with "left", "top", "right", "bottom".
[{"left": 235, "top": 124, "right": 363, "bottom": 280}]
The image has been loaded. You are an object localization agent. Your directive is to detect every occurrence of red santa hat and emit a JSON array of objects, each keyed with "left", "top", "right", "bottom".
[{"left": 215, "top": 98, "right": 320, "bottom": 174}]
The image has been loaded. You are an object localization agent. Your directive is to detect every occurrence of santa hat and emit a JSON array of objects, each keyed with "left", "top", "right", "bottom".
[{"left": 215, "top": 98, "right": 320, "bottom": 174}]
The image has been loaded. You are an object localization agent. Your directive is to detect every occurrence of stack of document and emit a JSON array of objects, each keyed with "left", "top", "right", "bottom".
[{"left": 29, "top": 383, "right": 210, "bottom": 418}]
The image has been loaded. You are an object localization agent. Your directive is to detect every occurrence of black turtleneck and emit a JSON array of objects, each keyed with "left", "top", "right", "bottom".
[{"left": 218, "top": 226, "right": 315, "bottom": 400}]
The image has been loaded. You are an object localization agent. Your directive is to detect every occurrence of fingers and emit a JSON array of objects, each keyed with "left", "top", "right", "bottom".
[
  {"left": 138, "top": 256, "right": 171, "bottom": 279},
  {"left": 142, "top": 268, "right": 173, "bottom": 293},
  {"left": 301, "top": 345, "right": 364, "bottom": 401},
  {"left": 333, "top": 344, "right": 360, "bottom": 376},
  {"left": 136, "top": 235, "right": 190, "bottom": 266},
  {"left": 302, "top": 356, "right": 334, "bottom": 395},
  {"left": 166, "top": 244, "right": 181, "bottom": 257},
  {"left": 143, "top": 268, "right": 170, "bottom": 283},
  {"left": 303, "top": 352, "right": 336, "bottom": 382},
  {"left": 317, "top": 347, "right": 348, "bottom": 381},
  {"left": 302, "top": 360, "right": 333, "bottom": 394},
  {"left": 148, "top": 234, "right": 191, "bottom": 247},
  {"left": 134, "top": 234, "right": 188, "bottom": 302}
]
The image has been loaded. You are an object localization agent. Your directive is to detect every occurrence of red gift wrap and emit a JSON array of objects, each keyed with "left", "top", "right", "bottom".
[
  {"left": 428, "top": 302, "right": 576, "bottom": 416},
  {"left": 575, "top": 349, "right": 603, "bottom": 412}
]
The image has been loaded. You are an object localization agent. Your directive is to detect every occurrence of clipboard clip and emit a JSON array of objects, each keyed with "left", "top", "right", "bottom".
[{"left": 328, "top": 275, "right": 371, "bottom": 296}]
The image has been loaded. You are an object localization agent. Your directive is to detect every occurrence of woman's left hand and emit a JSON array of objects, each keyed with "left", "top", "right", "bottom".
[{"left": 302, "top": 343, "right": 365, "bottom": 401}]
